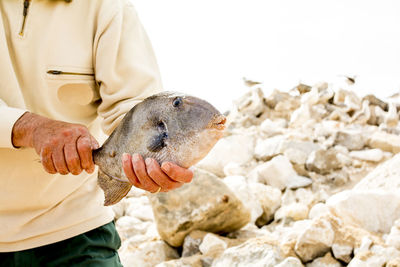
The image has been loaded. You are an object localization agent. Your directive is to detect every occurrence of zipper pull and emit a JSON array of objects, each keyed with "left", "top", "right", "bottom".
[
  {"left": 47, "top": 70, "right": 62, "bottom": 75},
  {"left": 19, "top": 0, "right": 31, "bottom": 36},
  {"left": 23, "top": 0, "right": 30, "bottom": 16}
]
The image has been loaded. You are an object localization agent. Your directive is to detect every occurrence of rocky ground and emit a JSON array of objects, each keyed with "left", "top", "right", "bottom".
[{"left": 113, "top": 81, "right": 400, "bottom": 267}]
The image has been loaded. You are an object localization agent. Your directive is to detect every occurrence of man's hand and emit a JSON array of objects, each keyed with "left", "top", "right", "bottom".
[
  {"left": 122, "top": 153, "right": 193, "bottom": 193},
  {"left": 12, "top": 112, "right": 99, "bottom": 175}
]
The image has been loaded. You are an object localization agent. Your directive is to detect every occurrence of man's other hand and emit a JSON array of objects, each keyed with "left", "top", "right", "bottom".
[
  {"left": 12, "top": 112, "right": 99, "bottom": 175},
  {"left": 122, "top": 153, "right": 193, "bottom": 193}
]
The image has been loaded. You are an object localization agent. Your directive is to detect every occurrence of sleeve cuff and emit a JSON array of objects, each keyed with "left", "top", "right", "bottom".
[{"left": 0, "top": 106, "right": 28, "bottom": 149}]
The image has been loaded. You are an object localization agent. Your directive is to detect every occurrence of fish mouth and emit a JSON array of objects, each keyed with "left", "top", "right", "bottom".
[{"left": 210, "top": 114, "right": 226, "bottom": 130}]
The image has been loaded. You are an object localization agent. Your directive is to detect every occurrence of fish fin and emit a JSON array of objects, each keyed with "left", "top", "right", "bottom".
[{"left": 97, "top": 170, "right": 132, "bottom": 206}]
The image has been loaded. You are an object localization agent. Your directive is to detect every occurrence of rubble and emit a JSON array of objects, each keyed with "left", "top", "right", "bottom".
[
  {"left": 148, "top": 167, "right": 250, "bottom": 247},
  {"left": 250, "top": 155, "right": 312, "bottom": 190},
  {"left": 198, "top": 233, "right": 228, "bottom": 256},
  {"left": 305, "top": 149, "right": 342, "bottom": 174},
  {"left": 119, "top": 240, "right": 179, "bottom": 267},
  {"left": 211, "top": 236, "right": 283, "bottom": 267},
  {"left": 294, "top": 217, "right": 335, "bottom": 262},
  {"left": 115, "top": 82, "right": 400, "bottom": 265},
  {"left": 306, "top": 252, "right": 342, "bottom": 267}
]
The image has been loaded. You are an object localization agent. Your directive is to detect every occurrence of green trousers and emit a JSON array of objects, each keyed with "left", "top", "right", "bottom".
[{"left": 0, "top": 221, "right": 122, "bottom": 267}]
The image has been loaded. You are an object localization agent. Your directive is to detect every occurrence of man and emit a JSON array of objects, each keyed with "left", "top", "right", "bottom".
[{"left": 0, "top": 0, "right": 192, "bottom": 266}]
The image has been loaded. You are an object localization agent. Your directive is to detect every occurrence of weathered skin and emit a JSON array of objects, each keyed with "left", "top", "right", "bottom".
[{"left": 93, "top": 92, "right": 226, "bottom": 205}]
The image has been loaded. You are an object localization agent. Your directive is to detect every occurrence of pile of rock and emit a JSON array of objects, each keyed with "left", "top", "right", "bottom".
[{"left": 114, "top": 81, "right": 400, "bottom": 266}]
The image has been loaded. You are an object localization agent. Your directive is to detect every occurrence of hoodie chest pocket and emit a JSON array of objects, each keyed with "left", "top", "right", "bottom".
[{"left": 46, "top": 66, "right": 100, "bottom": 106}]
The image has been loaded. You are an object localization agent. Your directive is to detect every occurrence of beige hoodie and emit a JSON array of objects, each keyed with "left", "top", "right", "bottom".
[{"left": 0, "top": 0, "right": 162, "bottom": 251}]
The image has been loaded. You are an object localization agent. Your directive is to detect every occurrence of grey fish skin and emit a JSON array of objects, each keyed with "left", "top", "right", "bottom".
[{"left": 93, "top": 92, "right": 226, "bottom": 206}]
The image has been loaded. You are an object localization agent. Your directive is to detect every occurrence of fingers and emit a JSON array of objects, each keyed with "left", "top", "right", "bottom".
[
  {"left": 90, "top": 135, "right": 100, "bottom": 150},
  {"left": 131, "top": 154, "right": 160, "bottom": 193},
  {"left": 122, "top": 153, "right": 192, "bottom": 193},
  {"left": 64, "top": 142, "right": 83, "bottom": 175},
  {"left": 122, "top": 153, "right": 140, "bottom": 188},
  {"left": 52, "top": 146, "right": 69, "bottom": 175},
  {"left": 77, "top": 135, "right": 95, "bottom": 173},
  {"left": 145, "top": 158, "right": 182, "bottom": 192},
  {"left": 161, "top": 162, "right": 193, "bottom": 183},
  {"left": 40, "top": 147, "right": 57, "bottom": 174}
]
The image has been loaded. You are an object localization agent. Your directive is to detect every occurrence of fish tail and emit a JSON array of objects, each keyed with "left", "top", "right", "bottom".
[{"left": 97, "top": 170, "right": 132, "bottom": 206}]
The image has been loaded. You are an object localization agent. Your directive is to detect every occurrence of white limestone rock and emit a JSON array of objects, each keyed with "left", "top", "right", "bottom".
[
  {"left": 254, "top": 137, "right": 320, "bottom": 163},
  {"left": 327, "top": 190, "right": 400, "bottom": 233},
  {"left": 349, "top": 245, "right": 400, "bottom": 267},
  {"left": 275, "top": 203, "right": 309, "bottom": 222},
  {"left": 281, "top": 188, "right": 316, "bottom": 207},
  {"left": 115, "top": 216, "right": 153, "bottom": 242},
  {"left": 308, "top": 203, "right": 330, "bottom": 219},
  {"left": 276, "top": 257, "right": 304, "bottom": 267},
  {"left": 368, "top": 131, "right": 400, "bottom": 153},
  {"left": 199, "top": 233, "right": 228, "bottom": 255},
  {"left": 289, "top": 103, "right": 313, "bottom": 128},
  {"left": 331, "top": 243, "right": 353, "bottom": 263},
  {"left": 149, "top": 167, "right": 250, "bottom": 247},
  {"left": 126, "top": 185, "right": 148, "bottom": 198},
  {"left": 350, "top": 100, "right": 371, "bottom": 124},
  {"left": 252, "top": 155, "right": 312, "bottom": 190},
  {"left": 306, "top": 252, "right": 342, "bottom": 267},
  {"left": 271, "top": 219, "right": 312, "bottom": 258},
  {"left": 119, "top": 240, "right": 179, "bottom": 267},
  {"left": 354, "top": 236, "right": 373, "bottom": 255},
  {"left": 384, "top": 102, "right": 399, "bottom": 128},
  {"left": 212, "top": 236, "right": 283, "bottom": 267},
  {"left": 223, "top": 176, "right": 282, "bottom": 225},
  {"left": 333, "top": 88, "right": 361, "bottom": 111},
  {"left": 334, "top": 130, "right": 366, "bottom": 150},
  {"left": 249, "top": 182, "right": 282, "bottom": 225},
  {"left": 112, "top": 198, "right": 127, "bottom": 220},
  {"left": 125, "top": 196, "right": 155, "bottom": 222},
  {"left": 223, "top": 162, "right": 246, "bottom": 176},
  {"left": 294, "top": 217, "right": 335, "bottom": 262},
  {"left": 306, "top": 149, "right": 342, "bottom": 174},
  {"left": 249, "top": 183, "right": 282, "bottom": 222},
  {"left": 181, "top": 230, "right": 206, "bottom": 258},
  {"left": 223, "top": 176, "right": 263, "bottom": 223},
  {"left": 155, "top": 255, "right": 208, "bottom": 267},
  {"left": 266, "top": 89, "right": 298, "bottom": 110},
  {"left": 235, "top": 86, "right": 264, "bottom": 112},
  {"left": 284, "top": 148, "right": 309, "bottom": 165},
  {"left": 254, "top": 135, "right": 286, "bottom": 161},
  {"left": 196, "top": 133, "right": 255, "bottom": 177},
  {"left": 260, "top": 118, "right": 287, "bottom": 136},
  {"left": 349, "top": 148, "right": 384, "bottom": 162},
  {"left": 227, "top": 223, "right": 269, "bottom": 240},
  {"left": 386, "top": 219, "right": 400, "bottom": 250},
  {"left": 355, "top": 153, "right": 400, "bottom": 191}
]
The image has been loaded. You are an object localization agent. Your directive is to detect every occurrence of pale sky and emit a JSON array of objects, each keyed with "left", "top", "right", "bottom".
[{"left": 133, "top": 0, "right": 400, "bottom": 112}]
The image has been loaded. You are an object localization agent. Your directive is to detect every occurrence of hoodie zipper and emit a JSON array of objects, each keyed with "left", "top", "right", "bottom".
[
  {"left": 19, "top": 0, "right": 31, "bottom": 36},
  {"left": 47, "top": 70, "right": 95, "bottom": 77}
]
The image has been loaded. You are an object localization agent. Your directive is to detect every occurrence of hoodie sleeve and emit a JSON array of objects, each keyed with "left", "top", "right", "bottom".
[
  {"left": 0, "top": 99, "right": 27, "bottom": 148},
  {"left": 93, "top": 1, "right": 163, "bottom": 135}
]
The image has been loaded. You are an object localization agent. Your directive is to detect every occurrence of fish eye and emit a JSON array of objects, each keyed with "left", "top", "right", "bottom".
[{"left": 172, "top": 97, "right": 183, "bottom": 107}]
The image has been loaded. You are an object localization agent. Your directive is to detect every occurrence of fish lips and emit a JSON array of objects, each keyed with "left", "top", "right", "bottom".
[{"left": 209, "top": 114, "right": 227, "bottom": 130}]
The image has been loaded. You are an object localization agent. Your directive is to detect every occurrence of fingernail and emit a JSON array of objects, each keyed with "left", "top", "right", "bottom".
[
  {"left": 93, "top": 143, "right": 100, "bottom": 150},
  {"left": 145, "top": 158, "right": 152, "bottom": 166},
  {"left": 122, "top": 153, "right": 129, "bottom": 161},
  {"left": 132, "top": 154, "right": 140, "bottom": 162},
  {"left": 162, "top": 162, "right": 170, "bottom": 172}
]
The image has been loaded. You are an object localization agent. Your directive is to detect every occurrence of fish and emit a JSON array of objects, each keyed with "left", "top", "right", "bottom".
[{"left": 93, "top": 92, "right": 226, "bottom": 206}]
